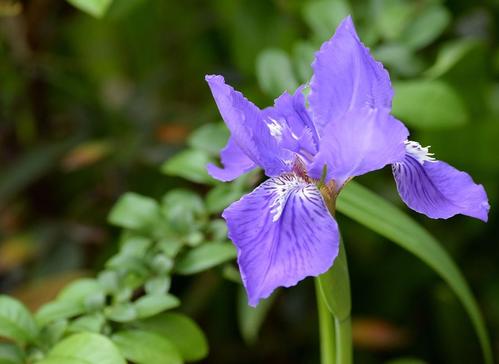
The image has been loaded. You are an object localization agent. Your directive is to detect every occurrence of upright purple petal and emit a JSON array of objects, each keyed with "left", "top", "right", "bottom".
[
  {"left": 207, "top": 137, "right": 256, "bottom": 182},
  {"left": 309, "top": 16, "right": 393, "bottom": 134},
  {"left": 223, "top": 174, "right": 339, "bottom": 306},
  {"left": 309, "top": 107, "right": 408, "bottom": 186},
  {"left": 392, "top": 142, "right": 489, "bottom": 222},
  {"left": 205, "top": 75, "right": 293, "bottom": 177}
]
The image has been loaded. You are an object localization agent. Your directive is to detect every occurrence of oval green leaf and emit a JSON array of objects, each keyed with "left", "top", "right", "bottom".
[
  {"left": 112, "top": 330, "right": 181, "bottom": 364},
  {"left": 175, "top": 242, "right": 237, "bottom": 275},
  {"left": 134, "top": 294, "right": 180, "bottom": 319},
  {"left": 0, "top": 295, "right": 38, "bottom": 344},
  {"left": 135, "top": 313, "right": 208, "bottom": 361},
  {"left": 66, "top": 0, "right": 113, "bottom": 18},
  {"left": 336, "top": 181, "right": 492, "bottom": 364},
  {"left": 256, "top": 49, "right": 299, "bottom": 97},
  {"left": 38, "top": 332, "right": 125, "bottom": 364},
  {"left": 0, "top": 343, "right": 24, "bottom": 364}
]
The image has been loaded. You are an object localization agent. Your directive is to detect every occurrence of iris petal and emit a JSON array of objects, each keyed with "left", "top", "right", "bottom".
[
  {"left": 309, "top": 107, "right": 408, "bottom": 186},
  {"left": 392, "top": 156, "right": 489, "bottom": 222},
  {"left": 207, "top": 137, "right": 256, "bottom": 182},
  {"left": 223, "top": 174, "right": 339, "bottom": 306},
  {"left": 309, "top": 16, "right": 393, "bottom": 135}
]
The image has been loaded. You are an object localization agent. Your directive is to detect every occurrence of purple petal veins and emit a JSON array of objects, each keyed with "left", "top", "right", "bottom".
[
  {"left": 223, "top": 174, "right": 339, "bottom": 306},
  {"left": 393, "top": 141, "right": 490, "bottom": 222}
]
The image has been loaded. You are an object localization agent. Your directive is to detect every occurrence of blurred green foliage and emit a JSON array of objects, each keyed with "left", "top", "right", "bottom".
[{"left": 0, "top": 0, "right": 498, "bottom": 363}]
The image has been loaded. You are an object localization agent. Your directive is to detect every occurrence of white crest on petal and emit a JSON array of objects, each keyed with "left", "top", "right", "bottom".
[
  {"left": 404, "top": 140, "right": 436, "bottom": 164},
  {"left": 267, "top": 118, "right": 284, "bottom": 140}
]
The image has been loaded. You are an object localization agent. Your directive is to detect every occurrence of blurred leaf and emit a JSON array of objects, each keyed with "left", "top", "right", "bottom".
[
  {"left": 135, "top": 313, "right": 208, "bottom": 361},
  {"left": 157, "top": 239, "right": 183, "bottom": 258},
  {"left": 120, "top": 235, "right": 152, "bottom": 258},
  {"left": 374, "top": 0, "right": 415, "bottom": 41},
  {"left": 206, "top": 183, "right": 244, "bottom": 213},
  {"left": 112, "top": 330, "right": 181, "bottom": 364},
  {"left": 145, "top": 276, "right": 171, "bottom": 295},
  {"left": 134, "top": 294, "right": 180, "bottom": 319},
  {"left": 392, "top": 80, "right": 468, "bottom": 130},
  {"left": 385, "top": 359, "right": 427, "bottom": 364},
  {"left": 175, "top": 242, "right": 237, "bottom": 275},
  {"left": 425, "top": 40, "right": 483, "bottom": 79},
  {"left": 108, "top": 193, "right": 162, "bottom": 231},
  {"left": 0, "top": 343, "right": 24, "bottom": 364},
  {"left": 67, "top": 0, "right": 113, "bottom": 18},
  {"left": 302, "top": 0, "right": 350, "bottom": 41},
  {"left": 401, "top": 4, "right": 450, "bottom": 50},
  {"left": 0, "top": 296, "right": 38, "bottom": 344},
  {"left": 57, "top": 279, "right": 104, "bottom": 303},
  {"left": 237, "top": 287, "right": 275, "bottom": 344},
  {"left": 36, "top": 301, "right": 85, "bottom": 327},
  {"left": 161, "top": 189, "right": 206, "bottom": 233},
  {"left": 67, "top": 313, "right": 105, "bottom": 334},
  {"left": 187, "top": 123, "right": 229, "bottom": 156},
  {"left": 293, "top": 41, "right": 315, "bottom": 83},
  {"left": 38, "top": 332, "right": 125, "bottom": 364},
  {"left": 105, "top": 303, "right": 137, "bottom": 323},
  {"left": 161, "top": 149, "right": 214, "bottom": 184},
  {"left": 373, "top": 43, "right": 424, "bottom": 77},
  {"left": 337, "top": 182, "right": 493, "bottom": 364},
  {"left": 256, "top": 49, "right": 299, "bottom": 97}
]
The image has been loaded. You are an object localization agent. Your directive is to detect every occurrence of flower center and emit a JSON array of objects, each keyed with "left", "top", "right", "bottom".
[{"left": 404, "top": 140, "right": 435, "bottom": 164}]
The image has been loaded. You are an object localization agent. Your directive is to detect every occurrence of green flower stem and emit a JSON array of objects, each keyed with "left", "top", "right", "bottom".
[
  {"left": 316, "top": 239, "right": 352, "bottom": 364},
  {"left": 315, "top": 278, "right": 336, "bottom": 364}
]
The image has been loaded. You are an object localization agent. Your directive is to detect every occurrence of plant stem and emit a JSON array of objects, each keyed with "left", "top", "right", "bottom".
[
  {"left": 334, "top": 316, "right": 352, "bottom": 364},
  {"left": 315, "top": 278, "right": 336, "bottom": 364}
]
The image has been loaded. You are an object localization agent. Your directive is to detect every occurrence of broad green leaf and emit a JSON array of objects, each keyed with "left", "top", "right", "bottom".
[
  {"left": 336, "top": 182, "right": 492, "bottom": 364},
  {"left": 374, "top": 0, "right": 415, "bottom": 41},
  {"left": 67, "top": 313, "right": 105, "bottom": 334},
  {"left": 120, "top": 235, "right": 152, "bottom": 258},
  {"left": 256, "top": 49, "right": 299, "bottom": 97},
  {"left": 0, "top": 296, "right": 38, "bottom": 344},
  {"left": 0, "top": 343, "right": 24, "bottom": 364},
  {"left": 66, "top": 0, "right": 113, "bottom": 18},
  {"left": 302, "top": 0, "right": 350, "bottom": 41},
  {"left": 161, "top": 149, "right": 214, "bottom": 184},
  {"left": 187, "top": 123, "right": 229, "bottom": 156},
  {"left": 317, "top": 240, "right": 351, "bottom": 321},
  {"left": 175, "top": 242, "right": 237, "bottom": 275},
  {"left": 105, "top": 303, "right": 137, "bottom": 323},
  {"left": 393, "top": 80, "right": 468, "bottom": 130},
  {"left": 206, "top": 183, "right": 245, "bottom": 213},
  {"left": 425, "top": 40, "right": 483, "bottom": 79},
  {"left": 401, "top": 4, "right": 450, "bottom": 49},
  {"left": 134, "top": 294, "right": 180, "bottom": 319},
  {"left": 135, "top": 313, "right": 208, "bottom": 361},
  {"left": 145, "top": 276, "right": 171, "bottom": 295},
  {"left": 372, "top": 43, "right": 424, "bottom": 77},
  {"left": 293, "top": 41, "right": 315, "bottom": 83},
  {"left": 237, "top": 287, "right": 275, "bottom": 344},
  {"left": 161, "top": 189, "right": 206, "bottom": 234},
  {"left": 108, "top": 192, "right": 162, "bottom": 231},
  {"left": 57, "top": 278, "right": 104, "bottom": 303},
  {"left": 36, "top": 301, "right": 85, "bottom": 327},
  {"left": 38, "top": 332, "right": 125, "bottom": 364},
  {"left": 112, "top": 330, "right": 181, "bottom": 364}
]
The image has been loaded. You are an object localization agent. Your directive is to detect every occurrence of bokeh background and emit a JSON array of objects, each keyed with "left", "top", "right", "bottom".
[{"left": 0, "top": 0, "right": 498, "bottom": 363}]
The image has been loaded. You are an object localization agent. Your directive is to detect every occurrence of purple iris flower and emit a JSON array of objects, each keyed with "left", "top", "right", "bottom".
[{"left": 205, "top": 16, "right": 489, "bottom": 306}]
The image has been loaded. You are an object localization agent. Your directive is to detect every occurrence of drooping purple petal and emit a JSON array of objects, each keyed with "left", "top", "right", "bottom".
[
  {"left": 205, "top": 75, "right": 293, "bottom": 177},
  {"left": 392, "top": 146, "right": 489, "bottom": 222},
  {"left": 309, "top": 107, "right": 408, "bottom": 186},
  {"left": 207, "top": 137, "right": 256, "bottom": 182},
  {"left": 223, "top": 174, "right": 339, "bottom": 306},
  {"left": 309, "top": 16, "right": 393, "bottom": 134}
]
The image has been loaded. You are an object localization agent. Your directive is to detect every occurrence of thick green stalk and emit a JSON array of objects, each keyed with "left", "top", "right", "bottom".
[
  {"left": 334, "top": 315, "right": 352, "bottom": 363},
  {"left": 315, "top": 279, "right": 336, "bottom": 364}
]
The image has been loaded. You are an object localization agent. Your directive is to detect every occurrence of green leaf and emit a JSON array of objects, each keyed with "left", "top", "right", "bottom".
[
  {"left": 161, "top": 149, "right": 214, "bottom": 184},
  {"left": 66, "top": 0, "right": 113, "bottom": 18},
  {"left": 317, "top": 240, "right": 351, "bottom": 321},
  {"left": 112, "top": 330, "right": 181, "bottom": 364},
  {"left": 187, "top": 123, "right": 229, "bottom": 156},
  {"left": 67, "top": 313, "right": 105, "bottom": 334},
  {"left": 145, "top": 276, "right": 171, "bottom": 295},
  {"left": 392, "top": 80, "right": 468, "bottom": 130},
  {"left": 108, "top": 192, "right": 162, "bottom": 231},
  {"left": 120, "top": 235, "right": 152, "bottom": 257},
  {"left": 161, "top": 189, "right": 206, "bottom": 234},
  {"left": 425, "top": 40, "right": 483, "bottom": 79},
  {"left": 57, "top": 278, "right": 104, "bottom": 303},
  {"left": 0, "top": 295, "right": 38, "bottom": 344},
  {"left": 293, "top": 41, "right": 315, "bottom": 83},
  {"left": 134, "top": 294, "right": 180, "bottom": 319},
  {"left": 374, "top": 0, "right": 415, "bottom": 41},
  {"left": 237, "top": 287, "right": 275, "bottom": 344},
  {"left": 372, "top": 43, "right": 424, "bottom": 77},
  {"left": 105, "top": 303, "right": 137, "bottom": 323},
  {"left": 135, "top": 313, "right": 208, "bottom": 361},
  {"left": 401, "top": 4, "right": 450, "bottom": 49},
  {"left": 38, "top": 332, "right": 125, "bottom": 364},
  {"left": 302, "top": 0, "right": 350, "bottom": 41},
  {"left": 336, "top": 182, "right": 492, "bottom": 364},
  {"left": 256, "top": 49, "right": 299, "bottom": 97},
  {"left": 175, "top": 242, "right": 237, "bottom": 275},
  {"left": 36, "top": 301, "right": 85, "bottom": 327},
  {"left": 0, "top": 343, "right": 24, "bottom": 364},
  {"left": 206, "top": 183, "right": 245, "bottom": 213}
]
